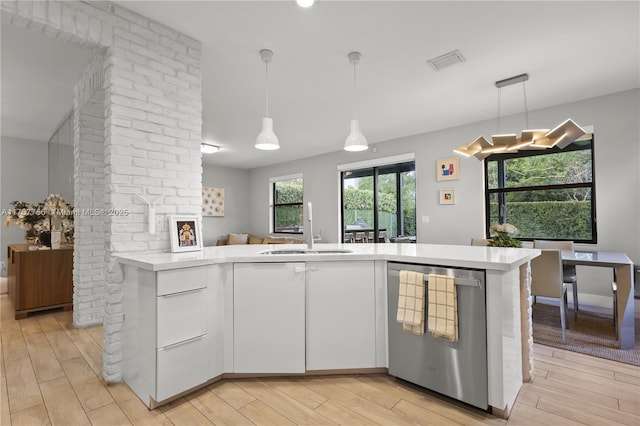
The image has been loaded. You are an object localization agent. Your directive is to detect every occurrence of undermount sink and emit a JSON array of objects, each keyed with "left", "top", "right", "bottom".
[{"left": 260, "top": 249, "right": 353, "bottom": 255}]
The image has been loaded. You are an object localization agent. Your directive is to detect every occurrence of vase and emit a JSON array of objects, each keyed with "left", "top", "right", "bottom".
[
  {"left": 51, "top": 230, "right": 62, "bottom": 249},
  {"left": 39, "top": 231, "right": 51, "bottom": 248},
  {"left": 25, "top": 231, "right": 39, "bottom": 251}
]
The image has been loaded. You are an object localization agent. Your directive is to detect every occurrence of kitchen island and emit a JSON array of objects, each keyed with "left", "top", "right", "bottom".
[{"left": 118, "top": 243, "right": 539, "bottom": 418}]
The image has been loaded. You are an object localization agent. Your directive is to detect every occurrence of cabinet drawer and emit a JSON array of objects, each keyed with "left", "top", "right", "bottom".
[
  {"left": 157, "top": 267, "right": 207, "bottom": 296},
  {"left": 157, "top": 288, "right": 207, "bottom": 348},
  {"left": 156, "top": 334, "right": 208, "bottom": 401}
]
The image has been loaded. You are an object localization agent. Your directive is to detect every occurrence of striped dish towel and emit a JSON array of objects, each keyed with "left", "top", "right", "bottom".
[
  {"left": 396, "top": 270, "right": 425, "bottom": 335},
  {"left": 427, "top": 273, "right": 458, "bottom": 341}
]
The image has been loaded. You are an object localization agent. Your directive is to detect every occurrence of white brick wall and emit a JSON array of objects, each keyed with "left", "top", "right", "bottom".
[
  {"left": 74, "top": 54, "right": 106, "bottom": 328},
  {"left": 3, "top": 1, "right": 203, "bottom": 382}
]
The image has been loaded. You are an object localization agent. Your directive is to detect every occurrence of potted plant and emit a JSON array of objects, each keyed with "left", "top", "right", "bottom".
[{"left": 487, "top": 223, "right": 521, "bottom": 248}]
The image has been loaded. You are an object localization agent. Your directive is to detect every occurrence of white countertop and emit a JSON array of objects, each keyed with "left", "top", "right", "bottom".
[{"left": 117, "top": 243, "right": 540, "bottom": 272}]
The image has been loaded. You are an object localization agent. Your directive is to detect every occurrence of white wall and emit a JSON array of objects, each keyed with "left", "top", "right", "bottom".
[
  {"left": 244, "top": 89, "right": 639, "bottom": 306},
  {"left": 202, "top": 165, "right": 250, "bottom": 245},
  {"left": 0, "top": 137, "right": 50, "bottom": 271}
]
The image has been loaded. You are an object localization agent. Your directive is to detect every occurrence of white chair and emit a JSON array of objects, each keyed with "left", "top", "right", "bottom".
[
  {"left": 470, "top": 238, "right": 490, "bottom": 246},
  {"left": 533, "top": 240, "right": 578, "bottom": 319},
  {"left": 354, "top": 232, "right": 366, "bottom": 243},
  {"left": 531, "top": 249, "right": 570, "bottom": 343}
]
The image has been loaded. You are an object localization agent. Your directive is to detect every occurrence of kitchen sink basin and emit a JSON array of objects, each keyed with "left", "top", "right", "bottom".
[
  {"left": 261, "top": 249, "right": 310, "bottom": 255},
  {"left": 260, "top": 249, "right": 353, "bottom": 255},
  {"left": 312, "top": 249, "right": 353, "bottom": 254}
]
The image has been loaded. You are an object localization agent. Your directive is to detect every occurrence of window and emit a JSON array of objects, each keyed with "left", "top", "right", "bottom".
[
  {"left": 485, "top": 137, "right": 596, "bottom": 243},
  {"left": 341, "top": 161, "right": 415, "bottom": 242},
  {"left": 272, "top": 176, "right": 303, "bottom": 234}
]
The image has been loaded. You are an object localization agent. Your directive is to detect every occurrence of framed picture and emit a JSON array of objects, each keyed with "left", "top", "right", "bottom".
[
  {"left": 202, "top": 187, "right": 225, "bottom": 216},
  {"left": 439, "top": 189, "right": 456, "bottom": 205},
  {"left": 169, "top": 215, "right": 203, "bottom": 252},
  {"left": 436, "top": 157, "right": 460, "bottom": 181}
]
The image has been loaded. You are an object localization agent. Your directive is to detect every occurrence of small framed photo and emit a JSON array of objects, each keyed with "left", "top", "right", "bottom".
[
  {"left": 436, "top": 157, "right": 460, "bottom": 181},
  {"left": 169, "top": 215, "right": 203, "bottom": 252},
  {"left": 439, "top": 189, "right": 456, "bottom": 205}
]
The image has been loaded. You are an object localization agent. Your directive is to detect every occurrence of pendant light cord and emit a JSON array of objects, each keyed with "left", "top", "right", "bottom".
[
  {"left": 352, "top": 61, "right": 357, "bottom": 119},
  {"left": 265, "top": 60, "right": 270, "bottom": 118},
  {"left": 496, "top": 87, "right": 501, "bottom": 134},
  {"left": 522, "top": 80, "right": 529, "bottom": 129}
]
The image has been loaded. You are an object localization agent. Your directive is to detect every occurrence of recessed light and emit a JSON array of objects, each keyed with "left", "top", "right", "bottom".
[{"left": 297, "top": 0, "right": 315, "bottom": 7}]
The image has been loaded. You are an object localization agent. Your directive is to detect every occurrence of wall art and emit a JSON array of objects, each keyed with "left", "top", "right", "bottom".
[
  {"left": 202, "top": 187, "right": 225, "bottom": 216},
  {"left": 439, "top": 189, "right": 456, "bottom": 205},
  {"left": 436, "top": 157, "right": 460, "bottom": 181}
]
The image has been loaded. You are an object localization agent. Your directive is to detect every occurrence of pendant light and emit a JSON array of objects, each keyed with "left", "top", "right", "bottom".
[
  {"left": 454, "top": 73, "right": 585, "bottom": 159},
  {"left": 255, "top": 49, "right": 280, "bottom": 150},
  {"left": 344, "top": 51, "right": 368, "bottom": 152}
]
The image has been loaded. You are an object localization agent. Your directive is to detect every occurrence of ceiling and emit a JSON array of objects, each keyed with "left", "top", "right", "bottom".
[{"left": 2, "top": 1, "right": 638, "bottom": 169}]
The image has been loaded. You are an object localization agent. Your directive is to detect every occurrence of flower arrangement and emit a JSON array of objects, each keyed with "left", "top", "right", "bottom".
[
  {"left": 3, "top": 194, "right": 74, "bottom": 244},
  {"left": 487, "top": 223, "right": 521, "bottom": 248},
  {"left": 3, "top": 200, "right": 46, "bottom": 238}
]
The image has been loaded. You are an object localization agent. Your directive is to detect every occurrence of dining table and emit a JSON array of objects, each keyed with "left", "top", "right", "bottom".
[
  {"left": 344, "top": 227, "right": 387, "bottom": 243},
  {"left": 562, "top": 250, "right": 636, "bottom": 350}
]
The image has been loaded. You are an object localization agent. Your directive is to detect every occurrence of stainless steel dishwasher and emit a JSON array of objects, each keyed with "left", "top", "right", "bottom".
[{"left": 387, "top": 262, "right": 488, "bottom": 410}]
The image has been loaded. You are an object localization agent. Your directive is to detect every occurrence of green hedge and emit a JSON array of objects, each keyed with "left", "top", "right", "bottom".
[
  {"left": 274, "top": 184, "right": 416, "bottom": 236},
  {"left": 489, "top": 201, "right": 592, "bottom": 239},
  {"left": 343, "top": 188, "right": 396, "bottom": 213}
]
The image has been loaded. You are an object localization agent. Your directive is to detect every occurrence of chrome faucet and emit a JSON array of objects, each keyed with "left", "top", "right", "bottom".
[{"left": 307, "top": 202, "right": 313, "bottom": 250}]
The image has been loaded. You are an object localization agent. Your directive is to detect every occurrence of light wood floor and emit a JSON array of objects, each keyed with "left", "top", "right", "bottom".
[{"left": 1, "top": 294, "right": 639, "bottom": 426}]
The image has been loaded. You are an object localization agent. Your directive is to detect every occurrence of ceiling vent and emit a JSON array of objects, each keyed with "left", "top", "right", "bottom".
[{"left": 426, "top": 50, "right": 465, "bottom": 71}]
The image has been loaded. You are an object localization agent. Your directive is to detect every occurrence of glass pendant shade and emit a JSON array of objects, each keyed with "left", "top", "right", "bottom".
[
  {"left": 344, "top": 119, "right": 368, "bottom": 152},
  {"left": 255, "top": 117, "right": 280, "bottom": 150}
]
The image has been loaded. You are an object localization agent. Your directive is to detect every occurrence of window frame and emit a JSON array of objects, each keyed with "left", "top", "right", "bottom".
[
  {"left": 270, "top": 174, "right": 304, "bottom": 235},
  {"left": 484, "top": 137, "right": 597, "bottom": 244},
  {"left": 340, "top": 161, "right": 416, "bottom": 242}
]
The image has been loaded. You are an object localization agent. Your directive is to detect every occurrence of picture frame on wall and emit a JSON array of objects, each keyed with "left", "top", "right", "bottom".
[
  {"left": 436, "top": 157, "right": 460, "bottom": 181},
  {"left": 202, "top": 187, "right": 225, "bottom": 216},
  {"left": 439, "top": 189, "right": 456, "bottom": 205},
  {"left": 169, "top": 215, "right": 203, "bottom": 252}
]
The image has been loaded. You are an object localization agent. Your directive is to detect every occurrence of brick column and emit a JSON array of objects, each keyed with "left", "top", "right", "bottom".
[
  {"left": 74, "top": 55, "right": 106, "bottom": 327},
  {"left": 2, "top": 1, "right": 203, "bottom": 382}
]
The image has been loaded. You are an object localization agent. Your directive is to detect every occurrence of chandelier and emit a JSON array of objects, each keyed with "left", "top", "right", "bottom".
[{"left": 454, "top": 74, "right": 586, "bottom": 160}]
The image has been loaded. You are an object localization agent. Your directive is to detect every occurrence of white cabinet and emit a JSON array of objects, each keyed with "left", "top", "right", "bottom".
[
  {"left": 123, "top": 265, "right": 223, "bottom": 407},
  {"left": 306, "top": 261, "right": 376, "bottom": 370},
  {"left": 233, "top": 262, "right": 306, "bottom": 373}
]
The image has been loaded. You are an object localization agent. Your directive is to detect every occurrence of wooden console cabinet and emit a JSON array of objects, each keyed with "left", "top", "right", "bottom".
[{"left": 7, "top": 244, "right": 73, "bottom": 319}]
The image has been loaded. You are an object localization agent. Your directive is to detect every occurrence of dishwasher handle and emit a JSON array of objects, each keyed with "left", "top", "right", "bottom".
[
  {"left": 426, "top": 276, "right": 480, "bottom": 288},
  {"left": 388, "top": 269, "right": 480, "bottom": 288}
]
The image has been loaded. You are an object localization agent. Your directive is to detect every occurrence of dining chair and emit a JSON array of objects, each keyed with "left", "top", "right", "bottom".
[
  {"left": 611, "top": 281, "right": 618, "bottom": 341},
  {"left": 379, "top": 230, "right": 387, "bottom": 243},
  {"left": 470, "top": 238, "right": 490, "bottom": 246},
  {"left": 533, "top": 240, "right": 578, "bottom": 319},
  {"left": 367, "top": 231, "right": 375, "bottom": 243},
  {"left": 343, "top": 232, "right": 354, "bottom": 243},
  {"left": 354, "top": 232, "right": 366, "bottom": 243},
  {"left": 531, "top": 249, "right": 570, "bottom": 343}
]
